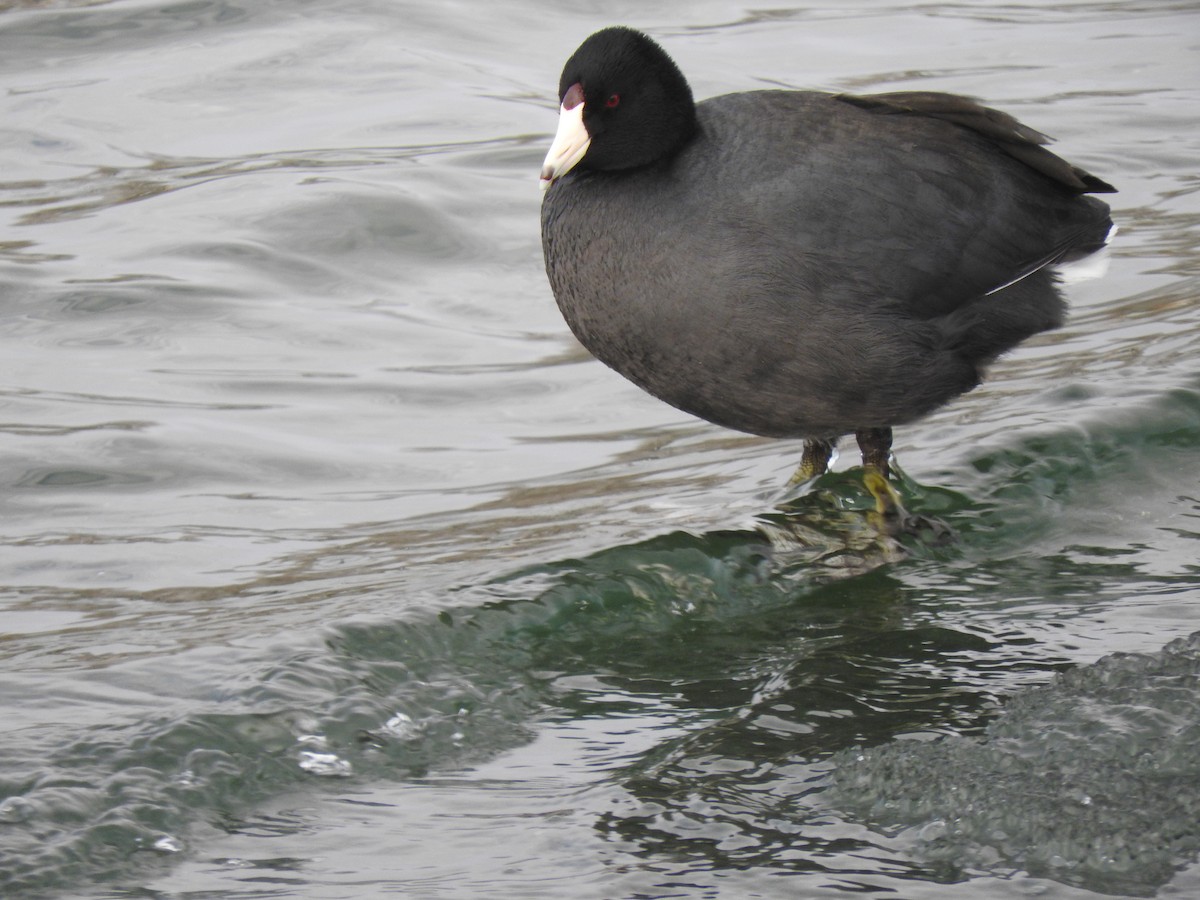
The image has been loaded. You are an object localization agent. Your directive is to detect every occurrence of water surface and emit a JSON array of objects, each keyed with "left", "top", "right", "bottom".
[{"left": 2, "top": 1, "right": 1199, "bottom": 897}]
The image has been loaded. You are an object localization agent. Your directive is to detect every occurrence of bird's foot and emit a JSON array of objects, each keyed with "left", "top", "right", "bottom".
[
  {"left": 863, "top": 465, "right": 954, "bottom": 544},
  {"left": 863, "top": 466, "right": 904, "bottom": 536},
  {"left": 787, "top": 438, "right": 836, "bottom": 487}
]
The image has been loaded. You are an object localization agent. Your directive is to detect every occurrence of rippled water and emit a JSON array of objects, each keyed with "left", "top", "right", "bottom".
[{"left": 2, "top": 1, "right": 1199, "bottom": 898}]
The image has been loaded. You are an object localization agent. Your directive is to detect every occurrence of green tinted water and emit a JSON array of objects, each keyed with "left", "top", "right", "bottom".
[{"left": 1, "top": 1, "right": 1198, "bottom": 898}]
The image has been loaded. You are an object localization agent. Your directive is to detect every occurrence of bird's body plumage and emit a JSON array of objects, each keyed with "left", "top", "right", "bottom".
[{"left": 539, "top": 27, "right": 1114, "bottom": 475}]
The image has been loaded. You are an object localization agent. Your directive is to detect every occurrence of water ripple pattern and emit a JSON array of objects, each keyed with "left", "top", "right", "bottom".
[{"left": 1, "top": 1, "right": 1199, "bottom": 899}]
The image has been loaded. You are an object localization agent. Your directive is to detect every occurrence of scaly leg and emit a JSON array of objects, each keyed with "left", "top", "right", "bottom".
[
  {"left": 855, "top": 427, "right": 892, "bottom": 477},
  {"left": 787, "top": 438, "right": 836, "bottom": 486},
  {"left": 856, "top": 427, "right": 904, "bottom": 534}
]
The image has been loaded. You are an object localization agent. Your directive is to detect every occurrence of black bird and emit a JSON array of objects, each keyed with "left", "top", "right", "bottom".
[{"left": 539, "top": 26, "right": 1115, "bottom": 488}]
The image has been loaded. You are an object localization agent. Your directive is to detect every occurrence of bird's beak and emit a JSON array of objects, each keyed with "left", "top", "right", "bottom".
[{"left": 540, "top": 83, "right": 589, "bottom": 190}]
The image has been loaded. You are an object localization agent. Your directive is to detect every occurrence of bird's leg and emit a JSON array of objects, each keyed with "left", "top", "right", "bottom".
[
  {"left": 787, "top": 438, "right": 836, "bottom": 486},
  {"left": 856, "top": 427, "right": 904, "bottom": 534},
  {"left": 855, "top": 427, "right": 892, "bottom": 477}
]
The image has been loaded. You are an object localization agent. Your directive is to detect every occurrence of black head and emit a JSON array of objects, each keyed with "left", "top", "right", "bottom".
[{"left": 553, "top": 27, "right": 697, "bottom": 174}]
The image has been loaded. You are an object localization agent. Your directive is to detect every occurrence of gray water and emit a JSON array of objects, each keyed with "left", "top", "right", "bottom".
[{"left": 2, "top": 1, "right": 1199, "bottom": 897}]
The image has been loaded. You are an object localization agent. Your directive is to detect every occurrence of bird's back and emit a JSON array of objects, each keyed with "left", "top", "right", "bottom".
[{"left": 541, "top": 88, "right": 1113, "bottom": 437}]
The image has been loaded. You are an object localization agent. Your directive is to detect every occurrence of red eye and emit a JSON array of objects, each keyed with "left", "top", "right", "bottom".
[{"left": 605, "top": 93, "right": 621, "bottom": 109}]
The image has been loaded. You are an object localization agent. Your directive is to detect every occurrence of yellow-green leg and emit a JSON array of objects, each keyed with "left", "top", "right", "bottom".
[
  {"left": 787, "top": 438, "right": 836, "bottom": 486},
  {"left": 855, "top": 427, "right": 892, "bottom": 477},
  {"left": 856, "top": 428, "right": 904, "bottom": 534}
]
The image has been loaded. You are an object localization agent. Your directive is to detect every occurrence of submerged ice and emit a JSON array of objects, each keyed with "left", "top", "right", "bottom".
[{"left": 832, "top": 631, "right": 1200, "bottom": 894}]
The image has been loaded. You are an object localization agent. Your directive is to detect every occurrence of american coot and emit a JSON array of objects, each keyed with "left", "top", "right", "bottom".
[{"left": 540, "top": 26, "right": 1114, "bottom": 486}]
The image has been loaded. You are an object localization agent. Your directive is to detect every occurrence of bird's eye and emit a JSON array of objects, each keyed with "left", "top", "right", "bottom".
[{"left": 605, "top": 93, "right": 621, "bottom": 109}]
